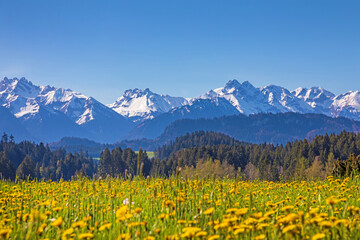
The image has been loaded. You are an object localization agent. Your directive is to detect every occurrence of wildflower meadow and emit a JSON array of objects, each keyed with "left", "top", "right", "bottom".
[{"left": 0, "top": 176, "right": 359, "bottom": 239}]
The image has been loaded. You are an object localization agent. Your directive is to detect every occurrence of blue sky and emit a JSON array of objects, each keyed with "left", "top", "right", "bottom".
[{"left": 0, "top": 0, "right": 359, "bottom": 103}]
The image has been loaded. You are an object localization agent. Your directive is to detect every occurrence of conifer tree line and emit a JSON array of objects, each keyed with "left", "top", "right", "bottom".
[
  {"left": 0, "top": 133, "right": 96, "bottom": 181},
  {"left": 1, "top": 131, "right": 360, "bottom": 181}
]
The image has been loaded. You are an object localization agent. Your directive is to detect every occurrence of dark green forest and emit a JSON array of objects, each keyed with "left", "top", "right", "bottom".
[
  {"left": 156, "top": 131, "right": 360, "bottom": 180},
  {"left": 0, "top": 133, "right": 97, "bottom": 181},
  {"left": 1, "top": 131, "right": 360, "bottom": 181}
]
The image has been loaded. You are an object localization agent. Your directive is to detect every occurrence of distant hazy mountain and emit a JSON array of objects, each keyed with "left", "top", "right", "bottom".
[{"left": 108, "top": 88, "right": 188, "bottom": 122}]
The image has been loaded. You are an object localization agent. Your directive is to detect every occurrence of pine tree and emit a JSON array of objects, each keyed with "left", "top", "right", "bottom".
[
  {"left": 99, "top": 148, "right": 112, "bottom": 177},
  {"left": 325, "top": 152, "right": 336, "bottom": 176},
  {"left": 16, "top": 155, "right": 35, "bottom": 180},
  {"left": 0, "top": 152, "right": 16, "bottom": 180}
]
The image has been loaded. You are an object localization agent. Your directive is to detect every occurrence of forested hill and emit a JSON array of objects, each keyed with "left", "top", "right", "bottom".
[
  {"left": 151, "top": 131, "right": 360, "bottom": 181},
  {"left": 154, "top": 131, "right": 245, "bottom": 160},
  {"left": 160, "top": 112, "right": 360, "bottom": 144}
]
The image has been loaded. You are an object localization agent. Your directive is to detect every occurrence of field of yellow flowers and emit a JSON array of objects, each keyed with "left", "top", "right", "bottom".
[{"left": 0, "top": 176, "right": 360, "bottom": 239}]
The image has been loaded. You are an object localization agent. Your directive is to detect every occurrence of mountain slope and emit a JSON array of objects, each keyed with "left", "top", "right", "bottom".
[
  {"left": 0, "top": 106, "right": 32, "bottom": 141},
  {"left": 159, "top": 112, "right": 360, "bottom": 144}
]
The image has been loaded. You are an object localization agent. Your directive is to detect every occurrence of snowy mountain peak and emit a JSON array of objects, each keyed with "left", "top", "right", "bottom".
[
  {"left": 109, "top": 88, "right": 188, "bottom": 122},
  {"left": 0, "top": 77, "right": 40, "bottom": 98},
  {"left": 222, "top": 80, "right": 257, "bottom": 93},
  {"left": 262, "top": 84, "right": 290, "bottom": 94},
  {"left": 224, "top": 79, "right": 242, "bottom": 89},
  {"left": 330, "top": 91, "right": 360, "bottom": 120},
  {"left": 291, "top": 86, "right": 335, "bottom": 112},
  {"left": 123, "top": 88, "right": 153, "bottom": 98},
  {"left": 293, "top": 86, "right": 335, "bottom": 101}
]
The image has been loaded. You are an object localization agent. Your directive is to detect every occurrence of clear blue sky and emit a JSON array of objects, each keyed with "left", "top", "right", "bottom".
[{"left": 0, "top": 0, "right": 359, "bottom": 103}]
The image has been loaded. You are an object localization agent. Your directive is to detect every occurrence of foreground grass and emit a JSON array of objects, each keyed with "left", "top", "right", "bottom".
[{"left": 0, "top": 176, "right": 359, "bottom": 239}]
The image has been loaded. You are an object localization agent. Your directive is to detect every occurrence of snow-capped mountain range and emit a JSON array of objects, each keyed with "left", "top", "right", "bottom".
[
  {"left": 0, "top": 77, "right": 122, "bottom": 125},
  {"left": 198, "top": 79, "right": 360, "bottom": 121},
  {"left": 1, "top": 76, "right": 360, "bottom": 142}
]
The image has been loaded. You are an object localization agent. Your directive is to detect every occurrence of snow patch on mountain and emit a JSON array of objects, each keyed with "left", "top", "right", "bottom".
[{"left": 199, "top": 80, "right": 279, "bottom": 115}]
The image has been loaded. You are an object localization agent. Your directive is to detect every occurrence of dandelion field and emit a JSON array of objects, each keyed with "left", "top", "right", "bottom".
[{"left": 0, "top": 176, "right": 360, "bottom": 240}]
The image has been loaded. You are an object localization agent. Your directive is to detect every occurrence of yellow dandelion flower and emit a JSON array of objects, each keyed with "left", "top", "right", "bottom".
[
  {"left": 226, "top": 208, "right": 238, "bottom": 214},
  {"left": 326, "top": 196, "right": 339, "bottom": 205},
  {"left": 37, "top": 223, "right": 47, "bottom": 235},
  {"left": 203, "top": 207, "right": 215, "bottom": 215},
  {"left": 134, "top": 207, "right": 142, "bottom": 214},
  {"left": 234, "top": 228, "right": 245, "bottom": 234},
  {"left": 208, "top": 235, "right": 220, "bottom": 240},
  {"left": 71, "top": 221, "right": 87, "bottom": 228},
  {"left": 99, "top": 223, "right": 112, "bottom": 231},
  {"left": 158, "top": 213, "right": 169, "bottom": 220},
  {"left": 53, "top": 207, "right": 62, "bottom": 212},
  {"left": 78, "top": 233, "right": 94, "bottom": 239},
  {"left": 117, "top": 233, "right": 131, "bottom": 240},
  {"left": 312, "top": 233, "right": 325, "bottom": 240},
  {"left": 195, "top": 231, "right": 207, "bottom": 237},
  {"left": 62, "top": 228, "right": 74, "bottom": 240},
  {"left": 235, "top": 208, "right": 248, "bottom": 216},
  {"left": 0, "top": 229, "right": 12, "bottom": 239},
  {"left": 143, "top": 237, "right": 155, "bottom": 240},
  {"left": 254, "top": 234, "right": 266, "bottom": 240},
  {"left": 281, "top": 205, "right": 294, "bottom": 212},
  {"left": 282, "top": 224, "right": 297, "bottom": 234},
  {"left": 51, "top": 217, "right": 63, "bottom": 227},
  {"left": 319, "top": 221, "right": 332, "bottom": 228}
]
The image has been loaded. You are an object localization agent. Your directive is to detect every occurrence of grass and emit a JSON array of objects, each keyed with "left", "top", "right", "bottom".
[
  {"left": 0, "top": 175, "right": 359, "bottom": 239},
  {"left": 135, "top": 151, "right": 154, "bottom": 158}
]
